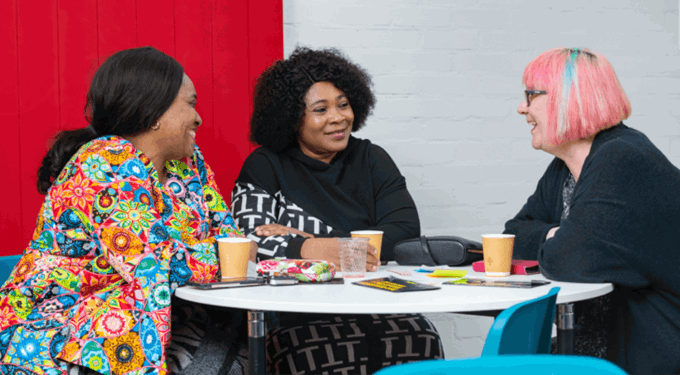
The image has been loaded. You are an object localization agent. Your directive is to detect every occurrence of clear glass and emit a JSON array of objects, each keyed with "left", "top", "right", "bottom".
[{"left": 337, "top": 237, "right": 369, "bottom": 278}]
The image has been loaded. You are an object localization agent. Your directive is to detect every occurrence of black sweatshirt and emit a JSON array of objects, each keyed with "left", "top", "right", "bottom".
[
  {"left": 505, "top": 124, "right": 680, "bottom": 374},
  {"left": 232, "top": 136, "right": 420, "bottom": 261}
]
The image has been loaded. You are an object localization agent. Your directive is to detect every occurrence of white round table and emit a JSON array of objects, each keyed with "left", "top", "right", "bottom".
[{"left": 175, "top": 264, "right": 613, "bottom": 374}]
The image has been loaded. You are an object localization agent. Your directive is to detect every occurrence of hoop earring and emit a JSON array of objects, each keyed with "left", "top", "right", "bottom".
[{"left": 153, "top": 121, "right": 161, "bottom": 130}]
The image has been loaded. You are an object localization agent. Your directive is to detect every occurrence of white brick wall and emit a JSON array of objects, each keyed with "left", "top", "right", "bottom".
[{"left": 284, "top": 0, "right": 680, "bottom": 358}]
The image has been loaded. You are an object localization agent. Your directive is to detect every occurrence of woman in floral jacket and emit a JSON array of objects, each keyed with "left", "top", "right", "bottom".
[{"left": 0, "top": 47, "right": 253, "bottom": 375}]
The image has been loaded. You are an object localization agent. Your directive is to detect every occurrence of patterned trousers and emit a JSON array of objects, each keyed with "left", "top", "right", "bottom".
[{"left": 267, "top": 313, "right": 444, "bottom": 375}]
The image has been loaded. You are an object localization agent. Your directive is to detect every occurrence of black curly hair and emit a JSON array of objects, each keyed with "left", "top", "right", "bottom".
[
  {"left": 250, "top": 47, "right": 376, "bottom": 152},
  {"left": 36, "top": 47, "right": 184, "bottom": 194}
]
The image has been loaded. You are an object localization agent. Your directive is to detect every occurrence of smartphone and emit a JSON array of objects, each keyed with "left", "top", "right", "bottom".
[
  {"left": 187, "top": 277, "right": 266, "bottom": 290},
  {"left": 269, "top": 276, "right": 300, "bottom": 286}
]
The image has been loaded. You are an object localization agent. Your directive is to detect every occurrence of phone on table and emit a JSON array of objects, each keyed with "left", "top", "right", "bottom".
[
  {"left": 187, "top": 276, "right": 301, "bottom": 289},
  {"left": 187, "top": 277, "right": 266, "bottom": 290}
]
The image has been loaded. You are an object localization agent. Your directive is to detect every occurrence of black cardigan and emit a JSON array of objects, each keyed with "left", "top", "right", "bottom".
[
  {"left": 505, "top": 124, "right": 680, "bottom": 374},
  {"left": 232, "top": 136, "right": 420, "bottom": 261}
]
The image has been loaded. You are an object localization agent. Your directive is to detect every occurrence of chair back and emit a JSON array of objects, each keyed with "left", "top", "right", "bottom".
[
  {"left": 0, "top": 255, "right": 23, "bottom": 285},
  {"left": 481, "top": 286, "right": 560, "bottom": 355},
  {"left": 374, "top": 354, "right": 628, "bottom": 375}
]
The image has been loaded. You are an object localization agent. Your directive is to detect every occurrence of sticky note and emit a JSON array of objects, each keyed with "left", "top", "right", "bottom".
[{"left": 426, "top": 270, "right": 467, "bottom": 278}]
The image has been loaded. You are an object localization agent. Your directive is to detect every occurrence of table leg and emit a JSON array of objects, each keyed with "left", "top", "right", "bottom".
[
  {"left": 248, "top": 310, "right": 267, "bottom": 375},
  {"left": 556, "top": 303, "right": 574, "bottom": 354}
]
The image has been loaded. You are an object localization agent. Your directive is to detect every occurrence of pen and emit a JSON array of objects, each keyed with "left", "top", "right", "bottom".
[{"left": 444, "top": 278, "right": 551, "bottom": 288}]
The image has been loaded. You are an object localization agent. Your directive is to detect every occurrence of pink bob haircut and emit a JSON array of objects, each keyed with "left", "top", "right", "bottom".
[{"left": 522, "top": 47, "right": 632, "bottom": 146}]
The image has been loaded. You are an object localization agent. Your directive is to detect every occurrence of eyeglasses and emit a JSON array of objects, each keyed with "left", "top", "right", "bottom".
[{"left": 525, "top": 90, "right": 547, "bottom": 107}]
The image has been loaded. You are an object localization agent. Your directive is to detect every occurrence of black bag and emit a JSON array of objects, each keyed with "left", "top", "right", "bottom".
[{"left": 394, "top": 236, "right": 483, "bottom": 266}]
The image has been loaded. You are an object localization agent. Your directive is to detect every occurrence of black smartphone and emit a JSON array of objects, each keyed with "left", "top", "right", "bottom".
[{"left": 187, "top": 277, "right": 266, "bottom": 290}]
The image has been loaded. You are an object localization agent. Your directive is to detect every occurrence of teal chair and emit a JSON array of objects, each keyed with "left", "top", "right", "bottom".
[
  {"left": 482, "top": 286, "right": 560, "bottom": 355},
  {"left": 0, "top": 255, "right": 22, "bottom": 285},
  {"left": 374, "top": 355, "right": 628, "bottom": 375}
]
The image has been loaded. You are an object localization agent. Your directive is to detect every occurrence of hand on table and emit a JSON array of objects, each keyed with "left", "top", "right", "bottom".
[
  {"left": 248, "top": 239, "right": 258, "bottom": 263},
  {"left": 300, "top": 239, "right": 380, "bottom": 272},
  {"left": 364, "top": 244, "right": 380, "bottom": 272},
  {"left": 255, "top": 224, "right": 314, "bottom": 238}
]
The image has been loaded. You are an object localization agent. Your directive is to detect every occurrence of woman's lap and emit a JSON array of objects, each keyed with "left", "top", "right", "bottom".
[{"left": 267, "top": 313, "right": 443, "bottom": 375}]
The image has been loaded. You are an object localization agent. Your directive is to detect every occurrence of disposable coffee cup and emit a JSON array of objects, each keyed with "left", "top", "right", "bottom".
[
  {"left": 338, "top": 237, "right": 369, "bottom": 278},
  {"left": 217, "top": 238, "right": 251, "bottom": 279},
  {"left": 481, "top": 234, "right": 515, "bottom": 277},
  {"left": 351, "top": 230, "right": 383, "bottom": 268}
]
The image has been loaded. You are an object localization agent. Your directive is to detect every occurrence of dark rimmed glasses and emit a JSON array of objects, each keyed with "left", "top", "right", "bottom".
[{"left": 525, "top": 90, "right": 547, "bottom": 107}]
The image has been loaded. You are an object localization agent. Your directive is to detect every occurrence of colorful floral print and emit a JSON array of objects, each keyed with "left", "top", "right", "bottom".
[
  {"left": 0, "top": 136, "right": 242, "bottom": 375},
  {"left": 110, "top": 201, "right": 156, "bottom": 235},
  {"left": 256, "top": 259, "right": 335, "bottom": 282}
]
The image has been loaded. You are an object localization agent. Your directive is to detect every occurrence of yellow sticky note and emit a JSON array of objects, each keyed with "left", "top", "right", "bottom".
[{"left": 427, "top": 270, "right": 468, "bottom": 278}]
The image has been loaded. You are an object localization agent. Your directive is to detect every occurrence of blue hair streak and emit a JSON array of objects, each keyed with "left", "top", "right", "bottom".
[{"left": 559, "top": 48, "right": 581, "bottom": 135}]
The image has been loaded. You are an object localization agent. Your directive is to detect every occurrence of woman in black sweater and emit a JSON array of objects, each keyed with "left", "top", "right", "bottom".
[
  {"left": 232, "top": 47, "right": 443, "bottom": 374},
  {"left": 505, "top": 47, "right": 680, "bottom": 374}
]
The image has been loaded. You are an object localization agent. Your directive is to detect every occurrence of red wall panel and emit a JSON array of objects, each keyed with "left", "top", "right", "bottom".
[
  {"left": 0, "top": 0, "right": 283, "bottom": 256},
  {"left": 0, "top": 0, "right": 23, "bottom": 254},
  {"left": 212, "top": 0, "right": 252, "bottom": 197},
  {"left": 97, "top": 0, "right": 137, "bottom": 58},
  {"left": 137, "top": 0, "right": 175, "bottom": 55},
  {"left": 58, "top": 0, "right": 98, "bottom": 131},
  {"left": 17, "top": 0, "right": 61, "bottom": 251},
  {"left": 176, "top": 0, "right": 216, "bottom": 163}
]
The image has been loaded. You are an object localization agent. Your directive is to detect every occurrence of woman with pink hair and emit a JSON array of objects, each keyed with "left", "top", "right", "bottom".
[{"left": 505, "top": 47, "right": 680, "bottom": 374}]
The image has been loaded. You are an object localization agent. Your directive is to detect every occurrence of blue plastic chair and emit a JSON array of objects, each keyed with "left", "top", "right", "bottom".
[
  {"left": 0, "top": 255, "right": 23, "bottom": 285},
  {"left": 374, "top": 355, "right": 628, "bottom": 375},
  {"left": 482, "top": 286, "right": 560, "bottom": 355}
]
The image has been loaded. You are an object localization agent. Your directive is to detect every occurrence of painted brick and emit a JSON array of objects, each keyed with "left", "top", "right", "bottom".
[
  {"left": 446, "top": 97, "right": 514, "bottom": 118},
  {"left": 421, "top": 74, "right": 481, "bottom": 96},
  {"left": 372, "top": 97, "right": 453, "bottom": 119},
  {"left": 670, "top": 137, "right": 680, "bottom": 156},
  {"left": 283, "top": 25, "right": 299, "bottom": 57},
  {"left": 480, "top": 74, "right": 523, "bottom": 95},
  {"left": 291, "top": 26, "right": 360, "bottom": 49},
  {"left": 354, "top": 51, "right": 453, "bottom": 74},
  {"left": 450, "top": 9, "right": 512, "bottom": 29},
  {"left": 355, "top": 29, "right": 422, "bottom": 50},
  {"left": 373, "top": 74, "right": 422, "bottom": 94},
  {"left": 422, "top": 30, "right": 479, "bottom": 50},
  {"left": 453, "top": 52, "right": 531, "bottom": 74},
  {"left": 420, "top": 0, "right": 477, "bottom": 7},
  {"left": 306, "top": 6, "right": 393, "bottom": 26},
  {"left": 392, "top": 7, "right": 450, "bottom": 27},
  {"left": 479, "top": 32, "right": 536, "bottom": 51},
  {"left": 413, "top": 118, "right": 529, "bottom": 141}
]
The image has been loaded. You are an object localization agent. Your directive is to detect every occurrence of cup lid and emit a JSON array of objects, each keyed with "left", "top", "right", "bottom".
[
  {"left": 217, "top": 237, "right": 252, "bottom": 243},
  {"left": 481, "top": 234, "right": 515, "bottom": 238}
]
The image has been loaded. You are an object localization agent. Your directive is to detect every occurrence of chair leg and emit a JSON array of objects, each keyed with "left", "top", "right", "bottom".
[{"left": 556, "top": 303, "right": 574, "bottom": 354}]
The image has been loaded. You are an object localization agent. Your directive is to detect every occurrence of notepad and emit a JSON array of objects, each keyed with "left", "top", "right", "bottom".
[{"left": 353, "top": 276, "right": 441, "bottom": 292}]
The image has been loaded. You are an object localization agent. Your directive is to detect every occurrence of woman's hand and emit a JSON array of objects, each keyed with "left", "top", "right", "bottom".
[
  {"left": 300, "top": 239, "right": 379, "bottom": 272},
  {"left": 248, "top": 240, "right": 258, "bottom": 263},
  {"left": 364, "top": 244, "right": 380, "bottom": 272},
  {"left": 546, "top": 226, "right": 560, "bottom": 240},
  {"left": 255, "top": 224, "right": 315, "bottom": 238}
]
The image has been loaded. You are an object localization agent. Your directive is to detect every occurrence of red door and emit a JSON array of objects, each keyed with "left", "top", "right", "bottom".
[{"left": 0, "top": 0, "right": 282, "bottom": 256}]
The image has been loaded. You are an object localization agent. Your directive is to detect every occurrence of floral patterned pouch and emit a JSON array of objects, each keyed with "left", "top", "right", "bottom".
[{"left": 256, "top": 259, "right": 335, "bottom": 282}]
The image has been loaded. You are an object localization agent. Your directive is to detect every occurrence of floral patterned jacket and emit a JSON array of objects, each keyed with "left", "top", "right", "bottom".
[{"left": 0, "top": 136, "right": 242, "bottom": 375}]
